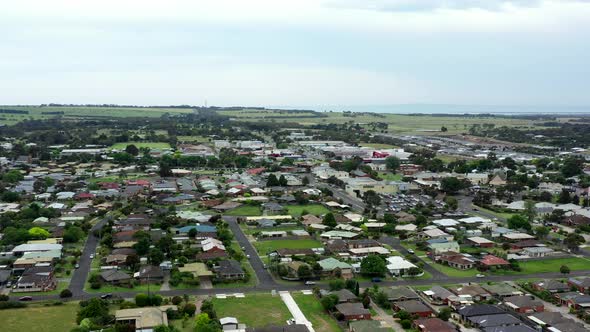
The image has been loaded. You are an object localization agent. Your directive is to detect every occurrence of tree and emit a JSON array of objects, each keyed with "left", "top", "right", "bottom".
[
  {"left": 560, "top": 265, "right": 570, "bottom": 274},
  {"left": 297, "top": 264, "right": 312, "bottom": 280},
  {"left": 28, "top": 227, "right": 50, "bottom": 239},
  {"left": 322, "top": 212, "right": 337, "bottom": 228},
  {"left": 60, "top": 289, "right": 73, "bottom": 298},
  {"left": 320, "top": 294, "right": 339, "bottom": 311},
  {"left": 148, "top": 248, "right": 165, "bottom": 265},
  {"left": 266, "top": 174, "right": 279, "bottom": 187},
  {"left": 441, "top": 126, "right": 448, "bottom": 132},
  {"left": 385, "top": 156, "right": 401, "bottom": 172},
  {"left": 438, "top": 307, "right": 452, "bottom": 321},
  {"left": 125, "top": 254, "right": 140, "bottom": 271},
  {"left": 440, "top": 177, "right": 466, "bottom": 194},
  {"left": 535, "top": 226, "right": 550, "bottom": 239},
  {"left": 524, "top": 200, "right": 537, "bottom": 222},
  {"left": 507, "top": 215, "right": 531, "bottom": 231},
  {"left": 558, "top": 189, "right": 571, "bottom": 204},
  {"left": 564, "top": 233, "right": 585, "bottom": 252},
  {"left": 63, "top": 226, "right": 85, "bottom": 243},
  {"left": 362, "top": 190, "right": 381, "bottom": 207},
  {"left": 444, "top": 196, "right": 458, "bottom": 210},
  {"left": 561, "top": 157, "right": 583, "bottom": 177},
  {"left": 194, "top": 313, "right": 216, "bottom": 332},
  {"left": 360, "top": 255, "right": 387, "bottom": 277},
  {"left": 1, "top": 191, "right": 20, "bottom": 202},
  {"left": 278, "top": 175, "right": 288, "bottom": 186},
  {"left": 125, "top": 144, "right": 139, "bottom": 156},
  {"left": 77, "top": 298, "right": 110, "bottom": 324}
]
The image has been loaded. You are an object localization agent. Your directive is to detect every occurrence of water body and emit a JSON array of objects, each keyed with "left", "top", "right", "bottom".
[{"left": 272, "top": 104, "right": 590, "bottom": 115}]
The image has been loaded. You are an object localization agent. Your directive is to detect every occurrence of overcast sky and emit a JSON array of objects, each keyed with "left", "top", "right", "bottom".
[{"left": 1, "top": 0, "right": 589, "bottom": 108}]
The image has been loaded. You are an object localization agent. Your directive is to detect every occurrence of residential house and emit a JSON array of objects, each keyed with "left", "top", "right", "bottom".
[
  {"left": 115, "top": 306, "right": 177, "bottom": 331},
  {"left": 413, "top": 317, "right": 457, "bottom": 332},
  {"left": 393, "top": 300, "right": 433, "bottom": 318},
  {"left": 504, "top": 295, "right": 544, "bottom": 313},
  {"left": 450, "top": 284, "right": 492, "bottom": 302},
  {"left": 318, "top": 258, "right": 353, "bottom": 279},
  {"left": 100, "top": 270, "right": 132, "bottom": 286},
  {"left": 386, "top": 256, "right": 418, "bottom": 276},
  {"left": 135, "top": 265, "right": 164, "bottom": 284},
  {"left": 532, "top": 279, "right": 569, "bottom": 294},
  {"left": 335, "top": 303, "right": 371, "bottom": 321},
  {"left": 479, "top": 255, "right": 510, "bottom": 269},
  {"left": 568, "top": 278, "right": 590, "bottom": 293},
  {"left": 215, "top": 259, "right": 245, "bottom": 280}
]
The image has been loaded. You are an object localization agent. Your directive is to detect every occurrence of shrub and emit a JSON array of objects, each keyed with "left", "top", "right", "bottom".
[
  {"left": 60, "top": 289, "right": 73, "bottom": 298},
  {"left": 182, "top": 303, "right": 196, "bottom": 316},
  {"left": 171, "top": 296, "right": 183, "bottom": 305},
  {"left": 400, "top": 319, "right": 412, "bottom": 329}
]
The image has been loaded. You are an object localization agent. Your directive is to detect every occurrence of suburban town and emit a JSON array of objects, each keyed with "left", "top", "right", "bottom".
[{"left": 1, "top": 106, "right": 590, "bottom": 332}]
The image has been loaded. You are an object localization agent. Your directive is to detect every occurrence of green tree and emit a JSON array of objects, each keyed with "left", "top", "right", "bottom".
[
  {"left": 322, "top": 212, "right": 337, "bottom": 228},
  {"left": 297, "top": 265, "right": 312, "bottom": 280},
  {"left": 125, "top": 144, "right": 139, "bottom": 156},
  {"left": 28, "top": 227, "right": 50, "bottom": 239},
  {"left": 360, "top": 255, "right": 387, "bottom": 277},
  {"left": 266, "top": 174, "right": 279, "bottom": 187},
  {"left": 524, "top": 200, "right": 537, "bottom": 222},
  {"left": 558, "top": 189, "right": 571, "bottom": 204},
  {"left": 560, "top": 265, "right": 570, "bottom": 274},
  {"left": 440, "top": 177, "right": 466, "bottom": 194},
  {"left": 385, "top": 156, "right": 401, "bottom": 171},
  {"left": 437, "top": 307, "right": 452, "bottom": 321},
  {"left": 507, "top": 215, "right": 531, "bottom": 231},
  {"left": 564, "top": 233, "right": 585, "bottom": 252},
  {"left": 320, "top": 294, "right": 339, "bottom": 311}
]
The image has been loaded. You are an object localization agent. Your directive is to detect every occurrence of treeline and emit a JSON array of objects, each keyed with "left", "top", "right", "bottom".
[{"left": 0, "top": 109, "right": 28, "bottom": 114}]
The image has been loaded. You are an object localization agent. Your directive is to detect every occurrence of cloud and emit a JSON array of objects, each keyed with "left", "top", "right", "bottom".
[{"left": 324, "top": 0, "right": 587, "bottom": 12}]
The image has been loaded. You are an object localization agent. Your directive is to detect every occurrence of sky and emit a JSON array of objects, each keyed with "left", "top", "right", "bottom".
[{"left": 1, "top": 0, "right": 589, "bottom": 109}]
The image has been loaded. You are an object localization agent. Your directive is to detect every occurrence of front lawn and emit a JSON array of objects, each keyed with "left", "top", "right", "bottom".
[
  {"left": 224, "top": 205, "right": 263, "bottom": 216},
  {"left": 212, "top": 293, "right": 292, "bottom": 328},
  {"left": 253, "top": 239, "right": 323, "bottom": 255},
  {"left": 84, "top": 282, "right": 154, "bottom": 293},
  {"left": 423, "top": 258, "right": 479, "bottom": 277},
  {"left": 285, "top": 204, "right": 329, "bottom": 217},
  {"left": 292, "top": 293, "right": 342, "bottom": 332},
  {"left": 0, "top": 301, "right": 79, "bottom": 332}
]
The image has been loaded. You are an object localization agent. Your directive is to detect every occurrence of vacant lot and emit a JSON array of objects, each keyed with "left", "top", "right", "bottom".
[
  {"left": 0, "top": 302, "right": 79, "bottom": 332},
  {"left": 225, "top": 205, "right": 262, "bottom": 216},
  {"left": 285, "top": 204, "right": 329, "bottom": 217},
  {"left": 253, "top": 239, "right": 322, "bottom": 255},
  {"left": 292, "top": 293, "right": 342, "bottom": 332},
  {"left": 212, "top": 293, "right": 292, "bottom": 328},
  {"left": 110, "top": 142, "right": 171, "bottom": 150}
]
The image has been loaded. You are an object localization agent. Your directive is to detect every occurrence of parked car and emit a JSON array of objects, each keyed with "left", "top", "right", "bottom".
[
  {"left": 75, "top": 263, "right": 80, "bottom": 269},
  {"left": 304, "top": 281, "right": 316, "bottom": 285},
  {"left": 371, "top": 278, "right": 382, "bottom": 283},
  {"left": 19, "top": 296, "right": 33, "bottom": 301},
  {"left": 100, "top": 293, "right": 112, "bottom": 299},
  {"left": 407, "top": 249, "right": 415, "bottom": 254},
  {"left": 89, "top": 254, "right": 94, "bottom": 259},
  {"left": 476, "top": 274, "right": 486, "bottom": 278}
]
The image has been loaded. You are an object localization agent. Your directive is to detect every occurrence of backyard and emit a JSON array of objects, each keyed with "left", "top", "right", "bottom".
[{"left": 212, "top": 293, "right": 292, "bottom": 328}]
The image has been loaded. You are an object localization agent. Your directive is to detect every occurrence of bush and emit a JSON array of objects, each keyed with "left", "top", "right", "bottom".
[
  {"left": 171, "top": 296, "right": 183, "bottom": 305},
  {"left": 182, "top": 303, "right": 196, "bottom": 316},
  {"left": 60, "top": 289, "right": 73, "bottom": 298},
  {"left": 0, "top": 301, "right": 27, "bottom": 310},
  {"left": 400, "top": 319, "right": 412, "bottom": 329},
  {"left": 0, "top": 294, "right": 9, "bottom": 301}
]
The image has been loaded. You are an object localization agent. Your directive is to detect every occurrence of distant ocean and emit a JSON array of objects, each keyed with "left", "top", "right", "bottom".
[{"left": 271, "top": 104, "right": 590, "bottom": 115}]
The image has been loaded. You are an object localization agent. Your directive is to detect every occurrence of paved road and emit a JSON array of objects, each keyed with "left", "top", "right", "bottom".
[
  {"left": 379, "top": 236, "right": 447, "bottom": 280},
  {"left": 68, "top": 216, "right": 110, "bottom": 296},
  {"left": 223, "top": 216, "right": 277, "bottom": 288}
]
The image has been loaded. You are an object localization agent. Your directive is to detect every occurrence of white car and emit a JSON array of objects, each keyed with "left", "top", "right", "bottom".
[
  {"left": 304, "top": 281, "right": 316, "bottom": 285},
  {"left": 89, "top": 254, "right": 94, "bottom": 259},
  {"left": 407, "top": 249, "right": 415, "bottom": 254},
  {"left": 476, "top": 274, "right": 486, "bottom": 278}
]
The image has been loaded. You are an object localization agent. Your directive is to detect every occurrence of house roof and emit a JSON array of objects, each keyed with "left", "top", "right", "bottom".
[
  {"left": 335, "top": 302, "right": 370, "bottom": 316},
  {"left": 318, "top": 257, "right": 352, "bottom": 271},
  {"left": 458, "top": 304, "right": 505, "bottom": 317},
  {"left": 480, "top": 255, "right": 510, "bottom": 266},
  {"left": 468, "top": 314, "right": 521, "bottom": 328},
  {"left": 504, "top": 295, "right": 543, "bottom": 309},
  {"left": 395, "top": 300, "right": 432, "bottom": 313},
  {"left": 414, "top": 317, "right": 457, "bottom": 332},
  {"left": 216, "top": 259, "right": 244, "bottom": 275},
  {"left": 100, "top": 270, "right": 131, "bottom": 282}
]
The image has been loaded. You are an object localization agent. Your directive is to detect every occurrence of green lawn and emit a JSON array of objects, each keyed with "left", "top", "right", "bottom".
[
  {"left": 0, "top": 301, "right": 79, "bottom": 332},
  {"left": 285, "top": 204, "right": 329, "bottom": 217},
  {"left": 497, "top": 257, "right": 590, "bottom": 275},
  {"left": 212, "top": 293, "right": 292, "bottom": 328},
  {"left": 423, "top": 258, "right": 479, "bottom": 277},
  {"left": 84, "top": 281, "right": 154, "bottom": 293},
  {"left": 253, "top": 239, "right": 323, "bottom": 255},
  {"left": 378, "top": 172, "right": 403, "bottom": 181},
  {"left": 110, "top": 142, "right": 171, "bottom": 150},
  {"left": 292, "top": 293, "right": 342, "bottom": 332},
  {"left": 224, "top": 205, "right": 263, "bottom": 216},
  {"left": 475, "top": 206, "right": 514, "bottom": 220}
]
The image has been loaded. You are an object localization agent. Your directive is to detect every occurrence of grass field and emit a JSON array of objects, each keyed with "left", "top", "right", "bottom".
[
  {"left": 0, "top": 302, "right": 79, "bottom": 332},
  {"left": 498, "top": 257, "right": 590, "bottom": 275},
  {"left": 285, "top": 204, "right": 329, "bottom": 217},
  {"left": 423, "top": 258, "right": 480, "bottom": 277},
  {"left": 110, "top": 142, "right": 171, "bottom": 150},
  {"left": 253, "top": 239, "right": 323, "bottom": 255},
  {"left": 224, "top": 205, "right": 263, "bottom": 216},
  {"left": 212, "top": 293, "right": 292, "bottom": 328},
  {"left": 378, "top": 172, "right": 403, "bottom": 181},
  {"left": 292, "top": 293, "right": 342, "bottom": 332}
]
